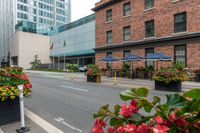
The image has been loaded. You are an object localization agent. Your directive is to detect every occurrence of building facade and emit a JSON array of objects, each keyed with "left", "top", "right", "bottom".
[
  {"left": 0, "top": 0, "right": 71, "bottom": 63},
  {"left": 93, "top": 0, "right": 200, "bottom": 70},
  {"left": 50, "top": 14, "right": 95, "bottom": 68}
]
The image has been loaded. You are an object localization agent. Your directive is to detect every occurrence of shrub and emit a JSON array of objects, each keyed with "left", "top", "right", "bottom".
[
  {"left": 86, "top": 64, "right": 101, "bottom": 77},
  {"left": 153, "top": 66, "right": 189, "bottom": 84},
  {"left": 92, "top": 88, "right": 200, "bottom": 133},
  {"left": 0, "top": 67, "right": 32, "bottom": 101},
  {"left": 66, "top": 64, "right": 79, "bottom": 72}
]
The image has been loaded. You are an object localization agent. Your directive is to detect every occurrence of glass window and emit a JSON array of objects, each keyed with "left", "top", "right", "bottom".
[
  {"left": 145, "top": 20, "right": 154, "bottom": 38},
  {"left": 123, "top": 2, "right": 131, "bottom": 16},
  {"left": 175, "top": 45, "right": 186, "bottom": 66},
  {"left": 145, "top": 0, "right": 154, "bottom": 10},
  {"left": 174, "top": 12, "right": 187, "bottom": 33},
  {"left": 145, "top": 48, "right": 154, "bottom": 67},
  {"left": 106, "top": 31, "right": 112, "bottom": 44},
  {"left": 106, "top": 9, "right": 112, "bottom": 22},
  {"left": 123, "top": 26, "right": 131, "bottom": 41}
]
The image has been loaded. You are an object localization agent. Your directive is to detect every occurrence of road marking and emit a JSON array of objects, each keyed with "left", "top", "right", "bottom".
[
  {"left": 0, "top": 128, "right": 4, "bottom": 133},
  {"left": 60, "top": 85, "right": 89, "bottom": 92},
  {"left": 25, "top": 108, "right": 64, "bottom": 133},
  {"left": 55, "top": 117, "right": 82, "bottom": 133}
]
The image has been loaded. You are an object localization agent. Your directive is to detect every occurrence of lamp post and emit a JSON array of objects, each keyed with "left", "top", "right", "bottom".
[{"left": 16, "top": 85, "right": 30, "bottom": 133}]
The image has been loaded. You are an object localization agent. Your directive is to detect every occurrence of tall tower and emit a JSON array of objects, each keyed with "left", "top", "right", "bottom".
[{"left": 0, "top": 0, "right": 71, "bottom": 62}]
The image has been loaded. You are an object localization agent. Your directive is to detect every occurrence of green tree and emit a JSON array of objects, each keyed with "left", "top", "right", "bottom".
[{"left": 30, "top": 55, "right": 41, "bottom": 69}]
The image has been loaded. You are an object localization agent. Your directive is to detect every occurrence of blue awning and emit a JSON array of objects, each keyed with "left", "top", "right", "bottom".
[
  {"left": 144, "top": 53, "right": 172, "bottom": 61},
  {"left": 121, "top": 54, "right": 142, "bottom": 62},
  {"left": 99, "top": 56, "right": 119, "bottom": 63}
]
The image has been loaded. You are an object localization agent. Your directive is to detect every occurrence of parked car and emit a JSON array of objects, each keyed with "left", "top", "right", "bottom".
[{"left": 79, "top": 65, "right": 87, "bottom": 72}]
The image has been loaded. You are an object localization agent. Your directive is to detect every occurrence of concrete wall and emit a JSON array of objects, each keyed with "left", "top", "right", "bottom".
[{"left": 10, "top": 31, "right": 51, "bottom": 69}]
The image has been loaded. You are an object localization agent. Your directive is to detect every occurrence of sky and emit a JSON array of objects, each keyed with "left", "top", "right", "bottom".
[{"left": 71, "top": 0, "right": 99, "bottom": 21}]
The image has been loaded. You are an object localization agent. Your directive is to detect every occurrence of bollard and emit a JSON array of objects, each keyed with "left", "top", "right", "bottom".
[{"left": 16, "top": 85, "right": 30, "bottom": 133}]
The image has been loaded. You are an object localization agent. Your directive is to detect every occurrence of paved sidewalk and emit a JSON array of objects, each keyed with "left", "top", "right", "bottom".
[
  {"left": 0, "top": 117, "right": 47, "bottom": 133},
  {"left": 26, "top": 70, "right": 200, "bottom": 91}
]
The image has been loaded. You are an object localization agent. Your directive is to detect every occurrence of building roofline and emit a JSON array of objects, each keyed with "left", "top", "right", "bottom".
[{"left": 92, "top": 0, "right": 122, "bottom": 12}]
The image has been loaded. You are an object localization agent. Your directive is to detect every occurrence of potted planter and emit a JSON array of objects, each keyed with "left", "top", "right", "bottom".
[
  {"left": 194, "top": 69, "right": 200, "bottom": 82},
  {"left": 153, "top": 65, "right": 189, "bottom": 92},
  {"left": 86, "top": 64, "right": 101, "bottom": 83},
  {"left": 0, "top": 67, "right": 32, "bottom": 126}
]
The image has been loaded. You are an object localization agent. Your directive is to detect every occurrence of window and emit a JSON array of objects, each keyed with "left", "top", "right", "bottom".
[
  {"left": 123, "top": 2, "right": 131, "bottom": 16},
  {"left": 106, "top": 31, "right": 112, "bottom": 44},
  {"left": 106, "top": 9, "right": 112, "bottom": 22},
  {"left": 107, "top": 52, "right": 112, "bottom": 69},
  {"left": 123, "top": 50, "right": 131, "bottom": 67},
  {"left": 175, "top": 45, "right": 186, "bottom": 66},
  {"left": 123, "top": 26, "right": 131, "bottom": 41},
  {"left": 145, "top": 20, "right": 155, "bottom": 37},
  {"left": 145, "top": 48, "right": 154, "bottom": 67},
  {"left": 174, "top": 12, "right": 187, "bottom": 33},
  {"left": 145, "top": 0, "right": 154, "bottom": 10}
]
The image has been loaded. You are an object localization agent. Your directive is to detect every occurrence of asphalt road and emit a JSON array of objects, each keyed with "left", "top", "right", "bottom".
[{"left": 24, "top": 73, "right": 181, "bottom": 133}]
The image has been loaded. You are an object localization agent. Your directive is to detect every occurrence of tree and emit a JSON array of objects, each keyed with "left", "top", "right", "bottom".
[{"left": 30, "top": 55, "right": 41, "bottom": 69}]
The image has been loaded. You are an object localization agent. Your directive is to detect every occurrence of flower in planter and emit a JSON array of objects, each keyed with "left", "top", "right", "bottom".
[
  {"left": 92, "top": 88, "right": 200, "bottom": 133},
  {"left": 86, "top": 64, "right": 101, "bottom": 77},
  {"left": 0, "top": 67, "right": 32, "bottom": 101},
  {"left": 153, "top": 66, "right": 189, "bottom": 84}
]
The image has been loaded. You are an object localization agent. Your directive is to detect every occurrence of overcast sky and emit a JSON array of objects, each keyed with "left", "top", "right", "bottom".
[{"left": 71, "top": 0, "right": 99, "bottom": 21}]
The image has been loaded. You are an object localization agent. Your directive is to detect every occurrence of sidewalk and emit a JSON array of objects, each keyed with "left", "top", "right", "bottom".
[
  {"left": 0, "top": 117, "right": 47, "bottom": 133},
  {"left": 26, "top": 70, "right": 200, "bottom": 90}
]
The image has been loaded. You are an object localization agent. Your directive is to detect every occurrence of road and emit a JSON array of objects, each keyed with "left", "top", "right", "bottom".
[{"left": 24, "top": 72, "right": 199, "bottom": 133}]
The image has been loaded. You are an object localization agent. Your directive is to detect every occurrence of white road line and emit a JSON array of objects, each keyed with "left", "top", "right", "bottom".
[
  {"left": 55, "top": 117, "right": 82, "bottom": 133},
  {"left": 60, "top": 85, "right": 89, "bottom": 92},
  {"left": 0, "top": 128, "right": 4, "bottom": 133},
  {"left": 25, "top": 108, "right": 64, "bottom": 133}
]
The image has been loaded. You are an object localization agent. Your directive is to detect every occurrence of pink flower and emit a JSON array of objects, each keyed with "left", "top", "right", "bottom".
[
  {"left": 174, "top": 118, "right": 187, "bottom": 128},
  {"left": 154, "top": 116, "right": 163, "bottom": 124},
  {"left": 120, "top": 100, "right": 139, "bottom": 118},
  {"left": 124, "top": 124, "right": 137, "bottom": 132},
  {"left": 136, "top": 123, "right": 151, "bottom": 133},
  {"left": 116, "top": 126, "right": 125, "bottom": 133},
  {"left": 152, "top": 125, "right": 169, "bottom": 133},
  {"left": 91, "top": 119, "right": 106, "bottom": 133},
  {"left": 107, "top": 127, "right": 117, "bottom": 133}
]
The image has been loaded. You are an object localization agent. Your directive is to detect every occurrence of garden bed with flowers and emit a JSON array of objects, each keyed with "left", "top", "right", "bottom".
[
  {"left": 92, "top": 88, "right": 200, "bottom": 133},
  {"left": 86, "top": 64, "right": 101, "bottom": 83},
  {"left": 153, "top": 66, "right": 189, "bottom": 92},
  {"left": 0, "top": 67, "right": 32, "bottom": 126}
]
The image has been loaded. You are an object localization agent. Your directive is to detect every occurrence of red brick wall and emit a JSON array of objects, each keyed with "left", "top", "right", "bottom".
[
  {"left": 187, "top": 43, "right": 200, "bottom": 70},
  {"left": 95, "top": 0, "right": 200, "bottom": 48}
]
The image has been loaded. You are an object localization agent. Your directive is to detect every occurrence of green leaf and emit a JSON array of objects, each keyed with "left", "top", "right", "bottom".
[
  {"left": 141, "top": 99, "right": 153, "bottom": 113},
  {"left": 183, "top": 89, "right": 200, "bottom": 99},
  {"left": 190, "top": 100, "right": 200, "bottom": 112},
  {"left": 152, "top": 96, "right": 161, "bottom": 105},
  {"left": 120, "top": 88, "right": 148, "bottom": 101},
  {"left": 165, "top": 94, "right": 187, "bottom": 110},
  {"left": 93, "top": 105, "right": 113, "bottom": 119},
  {"left": 114, "top": 105, "right": 121, "bottom": 115},
  {"left": 110, "top": 118, "right": 125, "bottom": 127}
]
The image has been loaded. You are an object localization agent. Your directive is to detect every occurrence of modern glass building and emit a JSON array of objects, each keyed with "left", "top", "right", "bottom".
[
  {"left": 0, "top": 0, "right": 71, "bottom": 63},
  {"left": 50, "top": 14, "right": 95, "bottom": 67}
]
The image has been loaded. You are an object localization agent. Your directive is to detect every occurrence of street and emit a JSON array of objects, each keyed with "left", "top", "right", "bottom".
[{"left": 24, "top": 71, "right": 199, "bottom": 133}]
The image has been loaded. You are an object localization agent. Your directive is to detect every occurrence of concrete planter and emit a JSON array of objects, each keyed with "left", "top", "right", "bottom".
[
  {"left": 155, "top": 81, "right": 182, "bottom": 92},
  {"left": 87, "top": 75, "right": 101, "bottom": 83},
  {"left": 0, "top": 98, "right": 20, "bottom": 126}
]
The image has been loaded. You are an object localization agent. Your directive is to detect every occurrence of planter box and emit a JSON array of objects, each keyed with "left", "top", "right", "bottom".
[
  {"left": 0, "top": 98, "right": 20, "bottom": 126},
  {"left": 196, "top": 74, "right": 200, "bottom": 82},
  {"left": 87, "top": 75, "right": 101, "bottom": 83},
  {"left": 155, "top": 81, "right": 182, "bottom": 92}
]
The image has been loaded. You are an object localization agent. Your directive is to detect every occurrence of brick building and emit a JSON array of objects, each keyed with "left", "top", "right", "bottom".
[{"left": 93, "top": 0, "right": 200, "bottom": 70}]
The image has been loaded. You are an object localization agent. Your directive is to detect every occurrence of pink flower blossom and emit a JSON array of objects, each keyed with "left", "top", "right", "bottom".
[
  {"left": 91, "top": 119, "right": 106, "bottom": 133},
  {"left": 120, "top": 100, "right": 139, "bottom": 118},
  {"left": 136, "top": 123, "right": 151, "bottom": 133},
  {"left": 154, "top": 116, "right": 163, "bottom": 124},
  {"left": 152, "top": 125, "right": 169, "bottom": 133},
  {"left": 124, "top": 124, "right": 137, "bottom": 132}
]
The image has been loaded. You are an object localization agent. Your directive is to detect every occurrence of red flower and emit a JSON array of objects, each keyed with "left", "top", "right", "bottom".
[
  {"left": 136, "top": 123, "right": 151, "bottom": 133},
  {"left": 124, "top": 124, "right": 137, "bottom": 132},
  {"left": 154, "top": 116, "right": 163, "bottom": 124},
  {"left": 107, "top": 127, "right": 117, "bottom": 133},
  {"left": 116, "top": 126, "right": 125, "bottom": 133},
  {"left": 152, "top": 125, "right": 169, "bottom": 133},
  {"left": 169, "top": 114, "right": 187, "bottom": 128},
  {"left": 24, "top": 83, "right": 32, "bottom": 89},
  {"left": 120, "top": 100, "right": 138, "bottom": 118},
  {"left": 91, "top": 119, "right": 106, "bottom": 133}
]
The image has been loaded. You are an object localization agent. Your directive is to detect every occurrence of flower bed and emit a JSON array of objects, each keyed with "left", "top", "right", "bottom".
[
  {"left": 92, "top": 88, "right": 200, "bottom": 133},
  {"left": 0, "top": 67, "right": 32, "bottom": 125},
  {"left": 86, "top": 64, "right": 101, "bottom": 83},
  {"left": 153, "top": 66, "right": 189, "bottom": 92}
]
